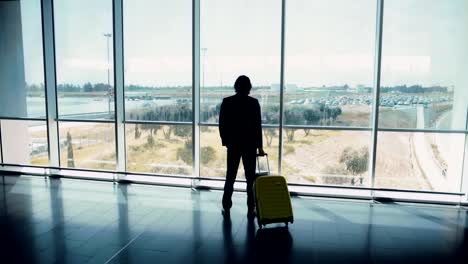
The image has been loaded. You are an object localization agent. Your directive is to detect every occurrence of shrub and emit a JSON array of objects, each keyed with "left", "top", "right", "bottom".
[
  {"left": 201, "top": 146, "right": 216, "bottom": 165},
  {"left": 177, "top": 140, "right": 193, "bottom": 164},
  {"left": 284, "top": 145, "right": 295, "bottom": 155},
  {"left": 339, "top": 146, "right": 368, "bottom": 185},
  {"left": 174, "top": 126, "right": 191, "bottom": 138},
  {"left": 146, "top": 134, "right": 155, "bottom": 147}
]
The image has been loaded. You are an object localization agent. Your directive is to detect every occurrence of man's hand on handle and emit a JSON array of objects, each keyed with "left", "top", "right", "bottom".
[{"left": 258, "top": 148, "right": 267, "bottom": 156}]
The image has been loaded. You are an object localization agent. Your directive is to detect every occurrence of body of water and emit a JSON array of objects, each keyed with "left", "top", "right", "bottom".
[{"left": 26, "top": 96, "right": 183, "bottom": 119}]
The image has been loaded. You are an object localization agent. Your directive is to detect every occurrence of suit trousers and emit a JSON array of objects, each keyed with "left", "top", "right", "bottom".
[{"left": 222, "top": 146, "right": 257, "bottom": 210}]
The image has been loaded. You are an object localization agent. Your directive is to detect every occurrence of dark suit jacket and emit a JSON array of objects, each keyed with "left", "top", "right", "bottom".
[{"left": 219, "top": 94, "right": 263, "bottom": 149}]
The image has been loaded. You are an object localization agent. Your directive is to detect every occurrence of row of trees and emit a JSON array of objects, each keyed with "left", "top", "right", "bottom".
[
  {"left": 54, "top": 83, "right": 113, "bottom": 93},
  {"left": 283, "top": 105, "right": 342, "bottom": 142},
  {"left": 134, "top": 123, "right": 191, "bottom": 142},
  {"left": 27, "top": 83, "right": 449, "bottom": 93},
  {"left": 129, "top": 102, "right": 342, "bottom": 146},
  {"left": 129, "top": 104, "right": 192, "bottom": 122},
  {"left": 134, "top": 125, "right": 215, "bottom": 166}
]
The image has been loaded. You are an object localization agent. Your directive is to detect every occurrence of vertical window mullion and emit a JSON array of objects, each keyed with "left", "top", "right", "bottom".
[
  {"left": 0, "top": 120, "right": 3, "bottom": 164},
  {"left": 278, "top": 0, "right": 286, "bottom": 175},
  {"left": 460, "top": 133, "right": 468, "bottom": 203},
  {"left": 369, "top": 0, "right": 385, "bottom": 192},
  {"left": 193, "top": 0, "right": 201, "bottom": 178},
  {"left": 113, "top": 0, "right": 126, "bottom": 175},
  {"left": 41, "top": 0, "right": 60, "bottom": 168}
]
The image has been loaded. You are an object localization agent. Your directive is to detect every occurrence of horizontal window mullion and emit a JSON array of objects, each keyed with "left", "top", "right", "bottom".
[
  {"left": 378, "top": 127, "right": 468, "bottom": 134},
  {"left": 124, "top": 120, "right": 192, "bottom": 126},
  {"left": 57, "top": 118, "right": 115, "bottom": 124},
  {"left": 199, "top": 122, "right": 280, "bottom": 128},
  {"left": 0, "top": 116, "right": 47, "bottom": 121},
  {"left": 283, "top": 125, "right": 371, "bottom": 131}
]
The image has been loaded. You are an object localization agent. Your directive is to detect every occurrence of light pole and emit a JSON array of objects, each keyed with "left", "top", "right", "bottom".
[{"left": 103, "top": 33, "right": 112, "bottom": 116}]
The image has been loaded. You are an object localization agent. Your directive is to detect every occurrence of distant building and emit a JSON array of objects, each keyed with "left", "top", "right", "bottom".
[
  {"left": 356, "top": 85, "right": 372, "bottom": 93},
  {"left": 270, "top": 84, "right": 301, "bottom": 92}
]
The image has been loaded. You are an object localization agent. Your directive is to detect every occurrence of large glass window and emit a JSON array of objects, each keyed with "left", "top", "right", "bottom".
[
  {"left": 123, "top": 0, "right": 192, "bottom": 122},
  {"left": 375, "top": 132, "right": 465, "bottom": 192},
  {"left": 126, "top": 123, "right": 193, "bottom": 175},
  {"left": 1, "top": 0, "right": 467, "bottom": 202},
  {"left": 200, "top": 125, "right": 279, "bottom": 178},
  {"left": 1, "top": 120, "right": 48, "bottom": 166},
  {"left": 54, "top": 0, "right": 114, "bottom": 120},
  {"left": 200, "top": 0, "right": 281, "bottom": 124},
  {"left": 282, "top": 0, "right": 376, "bottom": 186},
  {"left": 282, "top": 129, "right": 370, "bottom": 186},
  {"left": 284, "top": 0, "right": 377, "bottom": 128},
  {"left": 59, "top": 122, "right": 116, "bottom": 170},
  {"left": 380, "top": 0, "right": 468, "bottom": 130},
  {"left": 0, "top": 0, "right": 46, "bottom": 119}
]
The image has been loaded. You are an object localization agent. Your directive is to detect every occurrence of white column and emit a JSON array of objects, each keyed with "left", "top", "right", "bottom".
[
  {"left": 0, "top": 0, "right": 27, "bottom": 118},
  {"left": 1, "top": 121, "right": 29, "bottom": 164},
  {"left": 0, "top": 1, "right": 29, "bottom": 164}
]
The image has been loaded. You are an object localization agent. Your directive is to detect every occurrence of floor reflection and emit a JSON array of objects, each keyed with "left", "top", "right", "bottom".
[
  {"left": 117, "top": 183, "right": 130, "bottom": 263},
  {"left": 222, "top": 214, "right": 237, "bottom": 264},
  {"left": 1, "top": 174, "right": 36, "bottom": 263},
  {"left": 49, "top": 178, "right": 65, "bottom": 263},
  {"left": 0, "top": 174, "right": 467, "bottom": 264}
]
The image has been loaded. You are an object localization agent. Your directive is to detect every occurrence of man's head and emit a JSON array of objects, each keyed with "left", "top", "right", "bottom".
[{"left": 234, "top": 75, "right": 252, "bottom": 95}]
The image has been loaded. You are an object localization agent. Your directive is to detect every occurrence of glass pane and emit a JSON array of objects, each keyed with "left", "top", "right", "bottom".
[
  {"left": 59, "top": 122, "right": 116, "bottom": 170},
  {"left": 380, "top": 0, "right": 468, "bottom": 130},
  {"left": 1, "top": 120, "right": 48, "bottom": 165},
  {"left": 284, "top": 0, "right": 376, "bottom": 127},
  {"left": 200, "top": 0, "right": 281, "bottom": 124},
  {"left": 0, "top": 0, "right": 46, "bottom": 118},
  {"left": 200, "top": 126, "right": 279, "bottom": 178},
  {"left": 126, "top": 124, "right": 193, "bottom": 175},
  {"left": 124, "top": 0, "right": 192, "bottom": 122},
  {"left": 375, "top": 132, "right": 465, "bottom": 192},
  {"left": 282, "top": 129, "right": 371, "bottom": 186},
  {"left": 54, "top": 0, "right": 114, "bottom": 120}
]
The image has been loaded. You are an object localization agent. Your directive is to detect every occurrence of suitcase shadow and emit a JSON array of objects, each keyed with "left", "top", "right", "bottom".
[
  {"left": 254, "top": 223, "right": 293, "bottom": 262},
  {"left": 221, "top": 215, "right": 293, "bottom": 263}
]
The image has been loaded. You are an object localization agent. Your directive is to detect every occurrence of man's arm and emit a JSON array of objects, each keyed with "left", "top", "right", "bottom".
[
  {"left": 255, "top": 99, "right": 263, "bottom": 151},
  {"left": 219, "top": 99, "right": 227, "bottom": 146}
]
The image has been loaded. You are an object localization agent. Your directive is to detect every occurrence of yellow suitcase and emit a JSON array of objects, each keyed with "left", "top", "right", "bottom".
[{"left": 254, "top": 155, "right": 294, "bottom": 228}]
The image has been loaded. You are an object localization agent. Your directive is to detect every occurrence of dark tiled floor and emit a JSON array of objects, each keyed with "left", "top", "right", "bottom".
[{"left": 0, "top": 174, "right": 467, "bottom": 264}]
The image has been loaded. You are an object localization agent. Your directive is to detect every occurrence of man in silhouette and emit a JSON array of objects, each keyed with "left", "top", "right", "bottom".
[{"left": 219, "top": 75, "right": 265, "bottom": 218}]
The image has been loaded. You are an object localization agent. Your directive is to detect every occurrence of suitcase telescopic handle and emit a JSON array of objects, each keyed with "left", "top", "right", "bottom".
[{"left": 256, "top": 153, "right": 270, "bottom": 175}]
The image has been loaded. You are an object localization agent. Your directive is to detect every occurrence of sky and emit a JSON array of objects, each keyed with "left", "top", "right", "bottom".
[{"left": 19, "top": 0, "right": 468, "bottom": 88}]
